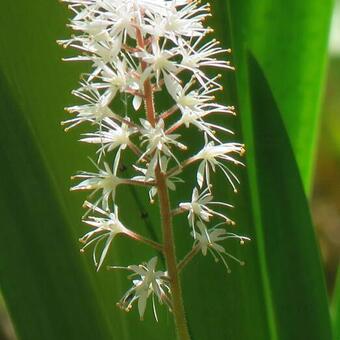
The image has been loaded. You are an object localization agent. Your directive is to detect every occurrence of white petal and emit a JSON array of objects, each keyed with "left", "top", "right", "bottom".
[
  {"left": 133, "top": 95, "right": 143, "bottom": 111},
  {"left": 138, "top": 291, "right": 148, "bottom": 320},
  {"left": 197, "top": 161, "right": 205, "bottom": 188}
]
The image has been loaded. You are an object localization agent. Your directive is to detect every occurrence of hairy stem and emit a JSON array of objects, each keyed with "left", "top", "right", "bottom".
[
  {"left": 167, "top": 156, "right": 197, "bottom": 177},
  {"left": 124, "top": 230, "right": 163, "bottom": 252},
  {"left": 158, "top": 104, "right": 179, "bottom": 121}
]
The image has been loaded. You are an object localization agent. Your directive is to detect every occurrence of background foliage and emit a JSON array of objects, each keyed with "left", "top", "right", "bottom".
[{"left": 0, "top": 0, "right": 338, "bottom": 339}]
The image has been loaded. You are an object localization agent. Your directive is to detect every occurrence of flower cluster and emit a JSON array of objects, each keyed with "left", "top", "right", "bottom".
[{"left": 60, "top": 0, "right": 248, "bottom": 321}]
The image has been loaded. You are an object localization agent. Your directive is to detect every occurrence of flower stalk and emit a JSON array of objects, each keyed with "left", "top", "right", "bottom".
[
  {"left": 139, "top": 25, "right": 191, "bottom": 338},
  {"left": 177, "top": 245, "right": 200, "bottom": 274},
  {"left": 157, "top": 170, "right": 191, "bottom": 340}
]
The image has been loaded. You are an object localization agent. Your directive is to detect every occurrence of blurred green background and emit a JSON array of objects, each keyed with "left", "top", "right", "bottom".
[{"left": 0, "top": 1, "right": 339, "bottom": 339}]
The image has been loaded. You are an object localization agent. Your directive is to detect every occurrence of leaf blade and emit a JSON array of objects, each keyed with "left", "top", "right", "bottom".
[
  {"left": 248, "top": 54, "right": 332, "bottom": 340},
  {"left": 0, "top": 72, "right": 113, "bottom": 340},
  {"left": 228, "top": 0, "right": 334, "bottom": 193}
]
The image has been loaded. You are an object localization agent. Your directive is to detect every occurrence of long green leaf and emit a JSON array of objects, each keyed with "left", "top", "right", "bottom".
[
  {"left": 248, "top": 55, "right": 332, "bottom": 340},
  {"left": 178, "top": 2, "right": 332, "bottom": 338},
  {"left": 177, "top": 55, "right": 332, "bottom": 340},
  {"left": 227, "top": 0, "right": 333, "bottom": 193},
  {"left": 0, "top": 72, "right": 112, "bottom": 340}
]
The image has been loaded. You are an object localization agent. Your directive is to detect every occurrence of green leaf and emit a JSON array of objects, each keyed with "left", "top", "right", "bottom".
[
  {"left": 227, "top": 0, "right": 334, "bottom": 194},
  {"left": 177, "top": 54, "right": 332, "bottom": 340},
  {"left": 0, "top": 72, "right": 113, "bottom": 340},
  {"left": 248, "top": 54, "right": 332, "bottom": 340},
  {"left": 178, "top": 2, "right": 332, "bottom": 338}
]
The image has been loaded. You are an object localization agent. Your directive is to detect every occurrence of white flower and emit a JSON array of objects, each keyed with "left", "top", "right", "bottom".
[
  {"left": 61, "top": 1, "right": 135, "bottom": 48},
  {"left": 194, "top": 140, "right": 245, "bottom": 191},
  {"left": 176, "top": 108, "right": 234, "bottom": 144},
  {"left": 143, "top": 1, "right": 210, "bottom": 42},
  {"left": 71, "top": 161, "right": 123, "bottom": 211},
  {"left": 165, "top": 76, "right": 235, "bottom": 142},
  {"left": 68, "top": 15, "right": 112, "bottom": 40},
  {"left": 79, "top": 117, "right": 137, "bottom": 162},
  {"left": 180, "top": 37, "right": 232, "bottom": 70},
  {"left": 167, "top": 76, "right": 234, "bottom": 117},
  {"left": 96, "top": 58, "right": 133, "bottom": 101},
  {"left": 194, "top": 221, "right": 249, "bottom": 273},
  {"left": 58, "top": 28, "right": 122, "bottom": 65},
  {"left": 132, "top": 156, "right": 183, "bottom": 202},
  {"left": 103, "top": 2, "right": 137, "bottom": 44},
  {"left": 138, "top": 40, "right": 181, "bottom": 88},
  {"left": 179, "top": 36, "right": 234, "bottom": 87},
  {"left": 114, "top": 257, "right": 171, "bottom": 320},
  {"left": 179, "top": 187, "right": 234, "bottom": 233},
  {"left": 80, "top": 203, "right": 128, "bottom": 270},
  {"left": 139, "top": 119, "right": 186, "bottom": 176},
  {"left": 163, "top": 1, "right": 210, "bottom": 40},
  {"left": 62, "top": 82, "right": 115, "bottom": 130}
]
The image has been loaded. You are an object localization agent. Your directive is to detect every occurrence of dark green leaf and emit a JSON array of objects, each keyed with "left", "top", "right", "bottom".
[
  {"left": 247, "top": 54, "right": 332, "bottom": 340},
  {"left": 0, "top": 72, "right": 113, "bottom": 340}
]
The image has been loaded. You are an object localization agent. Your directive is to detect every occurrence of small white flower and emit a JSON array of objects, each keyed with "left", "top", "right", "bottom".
[
  {"left": 79, "top": 117, "right": 137, "bottom": 162},
  {"left": 194, "top": 221, "right": 249, "bottom": 273},
  {"left": 104, "top": 2, "right": 137, "bottom": 44},
  {"left": 133, "top": 156, "right": 183, "bottom": 202},
  {"left": 143, "top": 1, "right": 210, "bottom": 42},
  {"left": 139, "top": 119, "right": 186, "bottom": 176},
  {"left": 80, "top": 202, "right": 128, "bottom": 270},
  {"left": 138, "top": 40, "right": 181, "bottom": 88},
  {"left": 194, "top": 140, "right": 245, "bottom": 191},
  {"left": 68, "top": 16, "right": 112, "bottom": 40},
  {"left": 62, "top": 82, "right": 114, "bottom": 130},
  {"left": 180, "top": 37, "right": 232, "bottom": 70},
  {"left": 165, "top": 76, "right": 235, "bottom": 142},
  {"left": 59, "top": 33, "right": 122, "bottom": 66},
  {"left": 177, "top": 109, "right": 234, "bottom": 144},
  {"left": 96, "top": 58, "right": 133, "bottom": 101},
  {"left": 179, "top": 37, "right": 233, "bottom": 87},
  {"left": 167, "top": 76, "right": 234, "bottom": 117},
  {"left": 114, "top": 257, "right": 171, "bottom": 320},
  {"left": 71, "top": 161, "right": 123, "bottom": 211},
  {"left": 163, "top": 1, "right": 210, "bottom": 40},
  {"left": 179, "top": 187, "right": 234, "bottom": 234}
]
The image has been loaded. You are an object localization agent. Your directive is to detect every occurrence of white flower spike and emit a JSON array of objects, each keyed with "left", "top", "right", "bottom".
[{"left": 60, "top": 0, "right": 248, "bottom": 327}]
